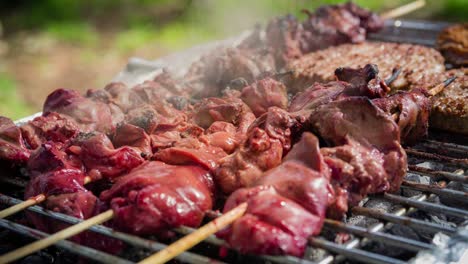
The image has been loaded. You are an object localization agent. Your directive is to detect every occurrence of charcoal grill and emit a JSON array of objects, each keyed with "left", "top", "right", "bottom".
[{"left": 0, "top": 19, "right": 467, "bottom": 264}]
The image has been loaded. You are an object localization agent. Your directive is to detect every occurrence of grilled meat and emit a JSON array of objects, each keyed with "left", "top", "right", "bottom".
[
  {"left": 186, "top": 1, "right": 383, "bottom": 95},
  {"left": 214, "top": 107, "right": 300, "bottom": 194},
  {"left": 239, "top": 77, "right": 289, "bottom": 117},
  {"left": 0, "top": 116, "right": 30, "bottom": 165},
  {"left": 288, "top": 42, "right": 446, "bottom": 93},
  {"left": 373, "top": 89, "right": 432, "bottom": 145},
  {"left": 437, "top": 23, "right": 468, "bottom": 67},
  {"left": 100, "top": 161, "right": 214, "bottom": 235},
  {"left": 300, "top": 1, "right": 383, "bottom": 53},
  {"left": 218, "top": 133, "right": 331, "bottom": 257},
  {"left": 431, "top": 69, "right": 468, "bottom": 134},
  {"left": 68, "top": 133, "right": 145, "bottom": 181}
]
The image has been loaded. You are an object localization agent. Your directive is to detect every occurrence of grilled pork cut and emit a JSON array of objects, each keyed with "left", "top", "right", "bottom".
[
  {"left": 287, "top": 42, "right": 445, "bottom": 93},
  {"left": 431, "top": 69, "right": 468, "bottom": 134}
]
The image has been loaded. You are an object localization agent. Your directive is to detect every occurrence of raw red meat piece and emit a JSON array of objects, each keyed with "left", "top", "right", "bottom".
[{"left": 100, "top": 161, "right": 214, "bottom": 235}]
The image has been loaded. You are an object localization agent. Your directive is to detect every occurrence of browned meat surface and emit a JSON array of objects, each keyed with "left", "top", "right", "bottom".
[
  {"left": 288, "top": 42, "right": 446, "bottom": 93},
  {"left": 263, "top": 15, "right": 303, "bottom": 68},
  {"left": 20, "top": 112, "right": 80, "bottom": 150},
  {"left": 0, "top": 116, "right": 30, "bottom": 165},
  {"left": 27, "top": 142, "right": 83, "bottom": 176},
  {"left": 437, "top": 23, "right": 468, "bottom": 66},
  {"left": 309, "top": 97, "right": 407, "bottom": 217},
  {"left": 112, "top": 124, "right": 153, "bottom": 158},
  {"left": 300, "top": 1, "right": 383, "bottom": 53},
  {"left": 373, "top": 89, "right": 431, "bottom": 145},
  {"left": 214, "top": 107, "right": 299, "bottom": 194},
  {"left": 239, "top": 77, "right": 288, "bottom": 117},
  {"left": 68, "top": 133, "right": 145, "bottom": 181},
  {"left": 218, "top": 133, "right": 332, "bottom": 257},
  {"left": 43, "top": 89, "right": 119, "bottom": 133},
  {"left": 431, "top": 69, "right": 468, "bottom": 134},
  {"left": 187, "top": 1, "right": 383, "bottom": 93},
  {"left": 239, "top": 1, "right": 383, "bottom": 68},
  {"left": 100, "top": 161, "right": 214, "bottom": 235}
]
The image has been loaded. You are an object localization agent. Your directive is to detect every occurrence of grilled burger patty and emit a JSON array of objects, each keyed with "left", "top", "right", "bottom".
[
  {"left": 287, "top": 41, "right": 446, "bottom": 93},
  {"left": 431, "top": 68, "right": 468, "bottom": 134},
  {"left": 437, "top": 23, "right": 468, "bottom": 67}
]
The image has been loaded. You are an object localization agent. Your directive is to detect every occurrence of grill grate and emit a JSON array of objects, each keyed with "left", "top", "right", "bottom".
[
  {"left": 1, "top": 19, "right": 467, "bottom": 264},
  {"left": 0, "top": 135, "right": 466, "bottom": 264}
]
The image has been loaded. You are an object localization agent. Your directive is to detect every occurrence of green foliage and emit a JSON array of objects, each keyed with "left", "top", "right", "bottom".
[
  {"left": 0, "top": 74, "right": 33, "bottom": 120},
  {"left": 46, "top": 23, "right": 98, "bottom": 46}
]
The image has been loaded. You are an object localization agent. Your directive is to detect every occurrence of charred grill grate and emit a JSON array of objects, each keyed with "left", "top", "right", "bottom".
[{"left": 0, "top": 20, "right": 467, "bottom": 264}]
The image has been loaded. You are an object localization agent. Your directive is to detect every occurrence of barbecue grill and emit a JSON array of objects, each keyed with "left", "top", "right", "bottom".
[{"left": 0, "top": 19, "right": 467, "bottom": 264}]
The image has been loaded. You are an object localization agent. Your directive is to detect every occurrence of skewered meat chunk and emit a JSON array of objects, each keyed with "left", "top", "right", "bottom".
[
  {"left": 437, "top": 23, "right": 468, "bottom": 67},
  {"left": 154, "top": 143, "right": 227, "bottom": 171},
  {"left": 264, "top": 15, "right": 303, "bottom": 68},
  {"left": 68, "top": 133, "right": 145, "bottom": 181},
  {"left": 215, "top": 107, "right": 299, "bottom": 194},
  {"left": 24, "top": 167, "right": 123, "bottom": 253},
  {"left": 300, "top": 1, "right": 383, "bottom": 53},
  {"left": 309, "top": 97, "right": 407, "bottom": 217},
  {"left": 239, "top": 77, "right": 289, "bottom": 117},
  {"left": 239, "top": 1, "right": 383, "bottom": 68},
  {"left": 20, "top": 112, "right": 80, "bottom": 150},
  {"left": 44, "top": 89, "right": 120, "bottom": 134},
  {"left": 431, "top": 69, "right": 468, "bottom": 134},
  {"left": 218, "top": 133, "right": 332, "bottom": 257},
  {"left": 288, "top": 42, "right": 446, "bottom": 93},
  {"left": 112, "top": 124, "right": 153, "bottom": 158},
  {"left": 0, "top": 116, "right": 30, "bottom": 164},
  {"left": 100, "top": 161, "right": 214, "bottom": 235},
  {"left": 27, "top": 142, "right": 83, "bottom": 176},
  {"left": 373, "top": 89, "right": 431, "bottom": 145}
]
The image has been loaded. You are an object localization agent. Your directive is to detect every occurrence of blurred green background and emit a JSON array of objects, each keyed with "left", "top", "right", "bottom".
[{"left": 0, "top": 0, "right": 466, "bottom": 119}]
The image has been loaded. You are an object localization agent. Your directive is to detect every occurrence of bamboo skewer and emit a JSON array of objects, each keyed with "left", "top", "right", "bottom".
[
  {"left": 381, "top": 0, "right": 426, "bottom": 20},
  {"left": 0, "top": 209, "right": 114, "bottom": 264},
  {"left": 138, "top": 202, "right": 248, "bottom": 264},
  {"left": 0, "top": 176, "right": 92, "bottom": 219}
]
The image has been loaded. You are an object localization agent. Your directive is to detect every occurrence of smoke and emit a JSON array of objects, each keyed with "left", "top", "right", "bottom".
[{"left": 187, "top": 0, "right": 309, "bottom": 38}]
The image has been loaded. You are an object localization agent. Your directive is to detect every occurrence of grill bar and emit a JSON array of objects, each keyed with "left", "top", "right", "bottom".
[
  {"left": 0, "top": 195, "right": 226, "bottom": 264},
  {"left": 322, "top": 219, "right": 435, "bottom": 252},
  {"left": 383, "top": 193, "right": 468, "bottom": 218},
  {"left": 405, "top": 149, "right": 468, "bottom": 167},
  {"left": 309, "top": 237, "right": 406, "bottom": 264},
  {"left": 401, "top": 181, "right": 468, "bottom": 203},
  {"left": 173, "top": 226, "right": 317, "bottom": 264},
  {"left": 352, "top": 207, "right": 458, "bottom": 235},
  {"left": 422, "top": 140, "right": 468, "bottom": 156},
  {"left": 0, "top": 219, "right": 132, "bottom": 264},
  {"left": 408, "top": 165, "right": 468, "bottom": 183}
]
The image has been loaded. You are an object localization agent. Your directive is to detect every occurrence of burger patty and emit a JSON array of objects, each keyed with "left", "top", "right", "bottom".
[
  {"left": 431, "top": 68, "right": 468, "bottom": 134},
  {"left": 287, "top": 41, "right": 446, "bottom": 93},
  {"left": 437, "top": 23, "right": 468, "bottom": 67}
]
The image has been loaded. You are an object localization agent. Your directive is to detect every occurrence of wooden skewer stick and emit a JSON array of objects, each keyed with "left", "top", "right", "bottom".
[
  {"left": 138, "top": 202, "right": 248, "bottom": 264},
  {"left": 381, "top": 0, "right": 426, "bottom": 20},
  {"left": 0, "top": 209, "right": 114, "bottom": 263},
  {"left": 0, "top": 176, "right": 92, "bottom": 219}
]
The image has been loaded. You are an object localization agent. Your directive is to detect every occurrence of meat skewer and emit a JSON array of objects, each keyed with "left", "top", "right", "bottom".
[
  {"left": 0, "top": 209, "right": 114, "bottom": 263},
  {"left": 380, "top": 0, "right": 425, "bottom": 19},
  {"left": 0, "top": 176, "right": 91, "bottom": 219},
  {"left": 138, "top": 202, "right": 248, "bottom": 264}
]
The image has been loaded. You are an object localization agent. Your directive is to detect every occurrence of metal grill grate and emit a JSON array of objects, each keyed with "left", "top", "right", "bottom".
[{"left": 0, "top": 19, "right": 467, "bottom": 264}]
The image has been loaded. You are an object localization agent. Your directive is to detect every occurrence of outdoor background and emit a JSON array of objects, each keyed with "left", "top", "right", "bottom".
[{"left": 0, "top": 0, "right": 466, "bottom": 119}]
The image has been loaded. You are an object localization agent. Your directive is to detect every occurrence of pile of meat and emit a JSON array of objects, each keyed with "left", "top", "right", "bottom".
[{"left": 0, "top": 1, "right": 446, "bottom": 258}]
